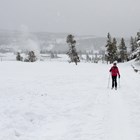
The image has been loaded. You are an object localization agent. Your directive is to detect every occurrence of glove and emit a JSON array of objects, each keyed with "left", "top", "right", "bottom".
[{"left": 119, "top": 75, "right": 120, "bottom": 78}]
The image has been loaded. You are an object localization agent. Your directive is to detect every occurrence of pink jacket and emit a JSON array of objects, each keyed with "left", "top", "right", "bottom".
[{"left": 110, "top": 66, "right": 120, "bottom": 76}]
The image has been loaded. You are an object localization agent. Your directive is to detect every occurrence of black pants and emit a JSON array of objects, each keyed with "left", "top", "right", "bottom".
[{"left": 112, "top": 76, "right": 117, "bottom": 88}]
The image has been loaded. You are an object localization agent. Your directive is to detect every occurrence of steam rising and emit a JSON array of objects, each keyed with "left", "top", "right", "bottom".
[{"left": 16, "top": 25, "right": 40, "bottom": 58}]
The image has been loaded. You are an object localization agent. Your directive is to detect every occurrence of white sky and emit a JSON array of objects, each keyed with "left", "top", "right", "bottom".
[{"left": 0, "top": 0, "right": 140, "bottom": 37}]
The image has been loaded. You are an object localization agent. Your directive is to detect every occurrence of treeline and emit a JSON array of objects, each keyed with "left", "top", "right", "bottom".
[
  {"left": 15, "top": 31, "right": 140, "bottom": 63},
  {"left": 105, "top": 31, "right": 140, "bottom": 63}
]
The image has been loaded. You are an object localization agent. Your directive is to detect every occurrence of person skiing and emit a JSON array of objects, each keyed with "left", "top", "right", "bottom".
[{"left": 109, "top": 61, "right": 120, "bottom": 90}]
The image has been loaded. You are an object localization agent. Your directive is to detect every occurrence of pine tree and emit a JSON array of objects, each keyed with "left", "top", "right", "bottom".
[
  {"left": 130, "top": 37, "right": 135, "bottom": 52},
  {"left": 129, "top": 37, "right": 138, "bottom": 60},
  {"left": 137, "top": 32, "right": 140, "bottom": 41},
  {"left": 16, "top": 52, "right": 23, "bottom": 61},
  {"left": 112, "top": 38, "right": 118, "bottom": 62},
  {"left": 128, "top": 32, "right": 140, "bottom": 61},
  {"left": 28, "top": 51, "right": 36, "bottom": 62},
  {"left": 119, "top": 38, "right": 127, "bottom": 62},
  {"left": 66, "top": 34, "right": 80, "bottom": 65},
  {"left": 16, "top": 52, "right": 21, "bottom": 61},
  {"left": 134, "top": 37, "right": 139, "bottom": 50},
  {"left": 105, "top": 33, "right": 118, "bottom": 63},
  {"left": 135, "top": 32, "right": 140, "bottom": 61},
  {"left": 94, "top": 53, "right": 98, "bottom": 63},
  {"left": 105, "top": 33, "right": 112, "bottom": 63},
  {"left": 105, "top": 33, "right": 112, "bottom": 49}
]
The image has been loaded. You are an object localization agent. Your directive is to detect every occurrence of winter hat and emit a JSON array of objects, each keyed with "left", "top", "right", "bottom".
[{"left": 113, "top": 61, "right": 117, "bottom": 65}]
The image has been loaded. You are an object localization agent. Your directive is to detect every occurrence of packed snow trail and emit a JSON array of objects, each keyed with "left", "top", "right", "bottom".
[
  {"left": 105, "top": 93, "right": 136, "bottom": 140},
  {"left": 104, "top": 62, "right": 138, "bottom": 140},
  {"left": 0, "top": 61, "right": 139, "bottom": 140}
]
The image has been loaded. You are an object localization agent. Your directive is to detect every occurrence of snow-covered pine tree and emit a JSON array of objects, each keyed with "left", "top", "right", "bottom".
[
  {"left": 137, "top": 32, "right": 140, "bottom": 41},
  {"left": 135, "top": 32, "right": 140, "bottom": 61},
  {"left": 105, "top": 33, "right": 118, "bottom": 63},
  {"left": 105, "top": 33, "right": 112, "bottom": 63},
  {"left": 134, "top": 37, "right": 139, "bottom": 50},
  {"left": 28, "top": 51, "right": 36, "bottom": 62},
  {"left": 94, "top": 53, "right": 98, "bottom": 63},
  {"left": 66, "top": 34, "right": 80, "bottom": 65},
  {"left": 118, "top": 38, "right": 127, "bottom": 62},
  {"left": 112, "top": 38, "right": 118, "bottom": 62},
  {"left": 129, "top": 37, "right": 138, "bottom": 60},
  {"left": 129, "top": 33, "right": 139, "bottom": 60},
  {"left": 130, "top": 36, "right": 135, "bottom": 53},
  {"left": 16, "top": 52, "right": 23, "bottom": 61}
]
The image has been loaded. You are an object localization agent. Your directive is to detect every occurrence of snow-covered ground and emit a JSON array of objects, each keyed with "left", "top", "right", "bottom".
[{"left": 0, "top": 59, "right": 140, "bottom": 140}]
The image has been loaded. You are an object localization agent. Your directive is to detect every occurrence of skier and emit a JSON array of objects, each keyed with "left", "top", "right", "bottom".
[{"left": 109, "top": 61, "right": 120, "bottom": 90}]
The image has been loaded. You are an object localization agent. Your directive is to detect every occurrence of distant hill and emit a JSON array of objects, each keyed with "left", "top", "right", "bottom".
[{"left": 0, "top": 30, "right": 130, "bottom": 53}]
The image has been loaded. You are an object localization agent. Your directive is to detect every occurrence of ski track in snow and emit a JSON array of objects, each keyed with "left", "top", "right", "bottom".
[
  {"left": 104, "top": 92, "right": 136, "bottom": 140},
  {"left": 0, "top": 61, "right": 139, "bottom": 140}
]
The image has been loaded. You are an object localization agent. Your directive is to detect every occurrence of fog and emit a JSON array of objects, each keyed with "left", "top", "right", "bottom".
[{"left": 0, "top": 0, "right": 140, "bottom": 37}]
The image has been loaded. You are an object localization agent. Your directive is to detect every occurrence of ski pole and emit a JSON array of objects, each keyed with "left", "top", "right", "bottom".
[
  {"left": 107, "top": 73, "right": 111, "bottom": 88},
  {"left": 118, "top": 77, "right": 120, "bottom": 88}
]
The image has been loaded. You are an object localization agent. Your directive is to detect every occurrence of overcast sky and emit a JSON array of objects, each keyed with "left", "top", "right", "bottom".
[{"left": 0, "top": 0, "right": 140, "bottom": 37}]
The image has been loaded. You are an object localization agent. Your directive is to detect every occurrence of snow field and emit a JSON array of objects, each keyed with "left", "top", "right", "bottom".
[{"left": 0, "top": 61, "right": 140, "bottom": 140}]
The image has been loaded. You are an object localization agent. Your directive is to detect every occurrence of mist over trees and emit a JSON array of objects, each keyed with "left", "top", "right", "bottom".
[{"left": 1, "top": 30, "right": 140, "bottom": 64}]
